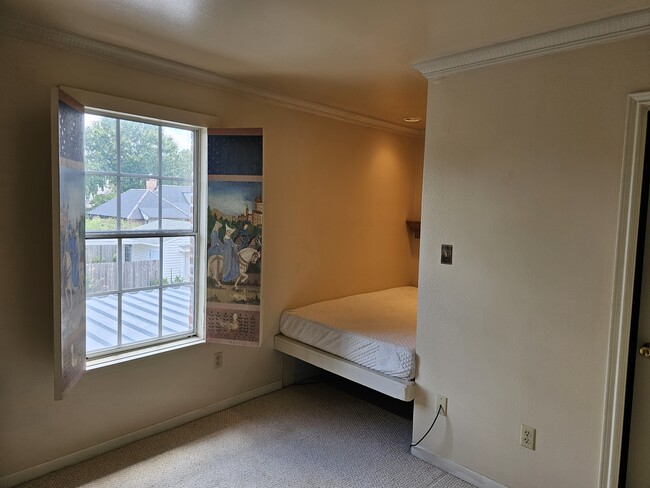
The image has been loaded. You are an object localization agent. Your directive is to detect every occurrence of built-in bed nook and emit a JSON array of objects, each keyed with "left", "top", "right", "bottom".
[{"left": 274, "top": 286, "right": 417, "bottom": 401}]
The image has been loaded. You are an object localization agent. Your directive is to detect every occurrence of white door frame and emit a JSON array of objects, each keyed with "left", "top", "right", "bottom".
[{"left": 600, "top": 92, "right": 650, "bottom": 487}]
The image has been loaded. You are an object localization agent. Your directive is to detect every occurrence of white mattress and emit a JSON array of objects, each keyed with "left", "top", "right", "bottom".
[{"left": 280, "top": 286, "right": 417, "bottom": 379}]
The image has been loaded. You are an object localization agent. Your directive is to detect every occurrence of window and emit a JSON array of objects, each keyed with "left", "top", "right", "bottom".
[
  {"left": 83, "top": 112, "right": 199, "bottom": 357},
  {"left": 53, "top": 87, "right": 222, "bottom": 398},
  {"left": 54, "top": 87, "right": 264, "bottom": 400}
]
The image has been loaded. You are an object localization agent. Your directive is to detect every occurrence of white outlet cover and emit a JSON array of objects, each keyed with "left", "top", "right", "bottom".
[
  {"left": 213, "top": 352, "right": 223, "bottom": 369},
  {"left": 520, "top": 424, "right": 536, "bottom": 450},
  {"left": 435, "top": 394, "right": 447, "bottom": 417}
]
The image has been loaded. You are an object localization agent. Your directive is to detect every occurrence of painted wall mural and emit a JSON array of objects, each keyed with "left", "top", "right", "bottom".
[
  {"left": 206, "top": 129, "right": 263, "bottom": 346},
  {"left": 55, "top": 90, "right": 87, "bottom": 398}
]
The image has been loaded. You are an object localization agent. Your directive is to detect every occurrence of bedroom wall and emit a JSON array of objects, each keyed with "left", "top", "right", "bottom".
[
  {"left": 0, "top": 36, "right": 423, "bottom": 480},
  {"left": 413, "top": 35, "right": 650, "bottom": 487}
]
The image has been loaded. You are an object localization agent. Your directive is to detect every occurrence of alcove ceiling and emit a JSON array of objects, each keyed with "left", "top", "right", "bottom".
[{"left": 1, "top": 0, "right": 647, "bottom": 131}]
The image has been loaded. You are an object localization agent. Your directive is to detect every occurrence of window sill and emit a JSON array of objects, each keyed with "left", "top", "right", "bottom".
[{"left": 86, "top": 337, "right": 205, "bottom": 370}]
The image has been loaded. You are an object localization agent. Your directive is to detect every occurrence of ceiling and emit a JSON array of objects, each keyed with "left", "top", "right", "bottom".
[{"left": 1, "top": 0, "right": 648, "bottom": 131}]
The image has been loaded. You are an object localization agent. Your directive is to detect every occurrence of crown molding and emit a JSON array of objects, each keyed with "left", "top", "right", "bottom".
[
  {"left": 0, "top": 16, "right": 422, "bottom": 137},
  {"left": 414, "top": 8, "right": 650, "bottom": 79}
]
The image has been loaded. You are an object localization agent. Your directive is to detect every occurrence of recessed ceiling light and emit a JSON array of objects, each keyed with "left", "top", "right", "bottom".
[{"left": 403, "top": 117, "right": 422, "bottom": 123}]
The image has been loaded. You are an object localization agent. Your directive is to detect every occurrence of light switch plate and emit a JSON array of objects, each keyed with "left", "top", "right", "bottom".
[{"left": 441, "top": 245, "right": 453, "bottom": 265}]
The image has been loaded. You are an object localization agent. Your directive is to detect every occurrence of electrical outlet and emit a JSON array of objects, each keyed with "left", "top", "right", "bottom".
[
  {"left": 520, "top": 424, "right": 536, "bottom": 450},
  {"left": 213, "top": 352, "right": 223, "bottom": 369},
  {"left": 435, "top": 394, "right": 448, "bottom": 417}
]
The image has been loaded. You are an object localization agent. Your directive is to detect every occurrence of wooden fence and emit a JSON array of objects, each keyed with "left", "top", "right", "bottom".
[{"left": 87, "top": 260, "right": 160, "bottom": 294}]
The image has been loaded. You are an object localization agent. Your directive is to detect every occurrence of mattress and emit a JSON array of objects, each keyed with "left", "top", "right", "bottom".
[{"left": 279, "top": 286, "right": 417, "bottom": 379}]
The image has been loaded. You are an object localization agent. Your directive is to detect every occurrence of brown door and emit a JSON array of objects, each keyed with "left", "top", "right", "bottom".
[{"left": 624, "top": 113, "right": 650, "bottom": 487}]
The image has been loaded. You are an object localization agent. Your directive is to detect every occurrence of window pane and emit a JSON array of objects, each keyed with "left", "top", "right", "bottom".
[
  {"left": 119, "top": 177, "right": 156, "bottom": 230},
  {"left": 121, "top": 289, "right": 160, "bottom": 346},
  {"left": 86, "top": 175, "right": 117, "bottom": 232},
  {"left": 85, "top": 239, "right": 118, "bottom": 293},
  {"left": 161, "top": 180, "right": 193, "bottom": 230},
  {"left": 85, "top": 114, "right": 117, "bottom": 172},
  {"left": 119, "top": 119, "right": 160, "bottom": 176},
  {"left": 86, "top": 293, "right": 118, "bottom": 352},
  {"left": 122, "top": 237, "right": 160, "bottom": 289},
  {"left": 83, "top": 110, "right": 198, "bottom": 359},
  {"left": 162, "top": 286, "right": 193, "bottom": 336},
  {"left": 162, "top": 127, "right": 193, "bottom": 178},
  {"left": 162, "top": 236, "right": 194, "bottom": 284}
]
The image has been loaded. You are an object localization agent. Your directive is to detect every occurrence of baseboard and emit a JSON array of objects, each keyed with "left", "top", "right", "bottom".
[
  {"left": 411, "top": 445, "right": 507, "bottom": 488},
  {"left": 0, "top": 381, "right": 283, "bottom": 488}
]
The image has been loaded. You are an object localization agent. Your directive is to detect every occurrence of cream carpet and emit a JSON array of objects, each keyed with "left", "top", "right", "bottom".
[{"left": 18, "top": 383, "right": 474, "bottom": 487}]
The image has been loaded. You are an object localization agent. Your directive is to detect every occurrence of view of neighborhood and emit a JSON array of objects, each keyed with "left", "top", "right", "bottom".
[{"left": 83, "top": 114, "right": 196, "bottom": 353}]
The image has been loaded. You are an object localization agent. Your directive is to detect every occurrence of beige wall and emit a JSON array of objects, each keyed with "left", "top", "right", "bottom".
[
  {"left": 0, "top": 37, "right": 423, "bottom": 479},
  {"left": 414, "top": 36, "right": 650, "bottom": 487}
]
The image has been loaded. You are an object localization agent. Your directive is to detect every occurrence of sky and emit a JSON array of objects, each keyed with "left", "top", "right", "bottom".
[{"left": 208, "top": 181, "right": 262, "bottom": 217}]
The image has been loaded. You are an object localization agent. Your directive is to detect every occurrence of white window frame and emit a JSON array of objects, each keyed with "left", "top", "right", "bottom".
[
  {"left": 59, "top": 86, "right": 217, "bottom": 369},
  {"left": 85, "top": 109, "right": 200, "bottom": 359}
]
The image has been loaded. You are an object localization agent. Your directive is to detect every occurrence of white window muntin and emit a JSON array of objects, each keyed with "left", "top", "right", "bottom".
[{"left": 84, "top": 108, "right": 201, "bottom": 359}]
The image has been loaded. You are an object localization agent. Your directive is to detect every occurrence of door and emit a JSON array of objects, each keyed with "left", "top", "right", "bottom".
[
  {"left": 626, "top": 336, "right": 650, "bottom": 486},
  {"left": 624, "top": 112, "right": 650, "bottom": 487}
]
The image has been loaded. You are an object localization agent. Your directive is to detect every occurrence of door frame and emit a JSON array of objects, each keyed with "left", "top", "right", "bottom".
[{"left": 600, "top": 91, "right": 650, "bottom": 487}]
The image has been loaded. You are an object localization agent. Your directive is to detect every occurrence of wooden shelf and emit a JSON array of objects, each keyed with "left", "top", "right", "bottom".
[{"left": 406, "top": 220, "right": 421, "bottom": 238}]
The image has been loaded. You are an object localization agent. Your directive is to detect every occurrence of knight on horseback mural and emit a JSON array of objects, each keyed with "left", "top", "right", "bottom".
[
  {"left": 205, "top": 129, "right": 262, "bottom": 346},
  {"left": 207, "top": 212, "right": 262, "bottom": 296}
]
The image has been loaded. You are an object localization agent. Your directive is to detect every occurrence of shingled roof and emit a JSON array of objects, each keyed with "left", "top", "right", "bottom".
[{"left": 88, "top": 186, "right": 192, "bottom": 221}]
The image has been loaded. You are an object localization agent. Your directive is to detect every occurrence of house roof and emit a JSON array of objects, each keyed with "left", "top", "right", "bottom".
[
  {"left": 86, "top": 286, "right": 193, "bottom": 353},
  {"left": 88, "top": 186, "right": 192, "bottom": 221}
]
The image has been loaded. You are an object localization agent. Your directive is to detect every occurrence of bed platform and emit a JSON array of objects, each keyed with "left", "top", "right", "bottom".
[{"left": 274, "top": 286, "right": 417, "bottom": 401}]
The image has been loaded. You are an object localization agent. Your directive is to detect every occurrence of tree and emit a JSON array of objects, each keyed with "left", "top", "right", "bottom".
[{"left": 85, "top": 116, "right": 193, "bottom": 208}]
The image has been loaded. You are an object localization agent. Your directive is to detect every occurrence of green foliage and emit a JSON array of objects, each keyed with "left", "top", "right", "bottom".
[
  {"left": 85, "top": 217, "right": 142, "bottom": 232},
  {"left": 85, "top": 216, "right": 118, "bottom": 232},
  {"left": 148, "top": 277, "right": 170, "bottom": 286},
  {"left": 89, "top": 182, "right": 117, "bottom": 207},
  {"left": 84, "top": 116, "right": 193, "bottom": 209}
]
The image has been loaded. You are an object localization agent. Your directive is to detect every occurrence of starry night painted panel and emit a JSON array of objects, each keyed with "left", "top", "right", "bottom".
[
  {"left": 206, "top": 129, "right": 263, "bottom": 346},
  {"left": 53, "top": 89, "right": 87, "bottom": 399}
]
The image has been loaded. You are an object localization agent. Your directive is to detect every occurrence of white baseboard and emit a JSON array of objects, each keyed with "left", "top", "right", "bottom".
[
  {"left": 0, "top": 381, "right": 283, "bottom": 488},
  {"left": 411, "top": 445, "right": 507, "bottom": 488}
]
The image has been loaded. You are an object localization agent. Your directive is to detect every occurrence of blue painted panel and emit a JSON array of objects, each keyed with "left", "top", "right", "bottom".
[
  {"left": 56, "top": 91, "right": 86, "bottom": 399},
  {"left": 58, "top": 100, "right": 84, "bottom": 162},
  {"left": 208, "top": 135, "right": 263, "bottom": 176}
]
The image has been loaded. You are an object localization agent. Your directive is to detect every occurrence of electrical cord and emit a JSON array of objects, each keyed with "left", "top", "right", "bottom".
[{"left": 410, "top": 404, "right": 444, "bottom": 448}]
